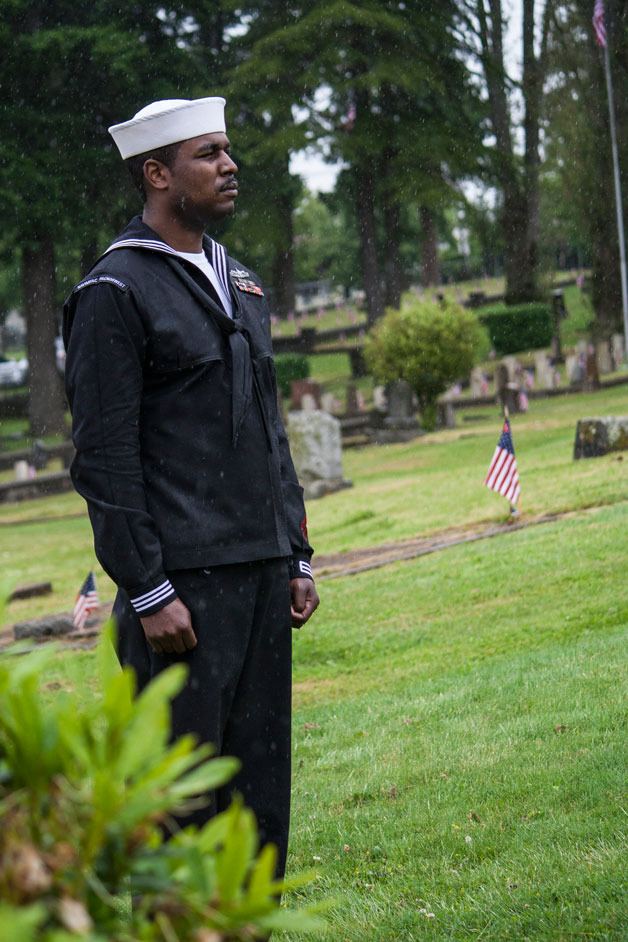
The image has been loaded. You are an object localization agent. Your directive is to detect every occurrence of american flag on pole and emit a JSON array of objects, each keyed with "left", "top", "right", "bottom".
[
  {"left": 73, "top": 571, "right": 99, "bottom": 631},
  {"left": 484, "top": 418, "right": 521, "bottom": 506},
  {"left": 593, "top": 0, "right": 607, "bottom": 47}
]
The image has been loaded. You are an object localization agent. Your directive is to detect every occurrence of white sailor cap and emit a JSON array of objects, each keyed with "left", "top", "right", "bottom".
[{"left": 108, "top": 97, "right": 226, "bottom": 160}]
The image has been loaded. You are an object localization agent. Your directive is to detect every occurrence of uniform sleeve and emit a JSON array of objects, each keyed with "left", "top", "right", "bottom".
[
  {"left": 274, "top": 396, "right": 315, "bottom": 582},
  {"left": 63, "top": 280, "right": 177, "bottom": 616}
]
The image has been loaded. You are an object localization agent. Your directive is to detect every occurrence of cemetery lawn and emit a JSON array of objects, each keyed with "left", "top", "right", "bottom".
[
  {"left": 1, "top": 384, "right": 627, "bottom": 625},
  {"left": 5, "top": 385, "right": 623, "bottom": 939},
  {"left": 42, "top": 499, "right": 626, "bottom": 940}
]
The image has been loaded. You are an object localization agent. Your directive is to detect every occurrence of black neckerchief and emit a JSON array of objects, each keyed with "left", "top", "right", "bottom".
[{"left": 164, "top": 256, "right": 252, "bottom": 448}]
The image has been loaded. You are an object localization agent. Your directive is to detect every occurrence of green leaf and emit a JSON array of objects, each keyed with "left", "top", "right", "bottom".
[
  {"left": 168, "top": 756, "right": 240, "bottom": 800},
  {"left": 216, "top": 801, "right": 258, "bottom": 902},
  {"left": 247, "top": 842, "right": 278, "bottom": 902},
  {"left": 0, "top": 903, "right": 45, "bottom": 942}
]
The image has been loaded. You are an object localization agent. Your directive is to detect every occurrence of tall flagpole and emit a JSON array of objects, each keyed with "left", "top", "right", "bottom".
[{"left": 596, "top": 2, "right": 628, "bottom": 350}]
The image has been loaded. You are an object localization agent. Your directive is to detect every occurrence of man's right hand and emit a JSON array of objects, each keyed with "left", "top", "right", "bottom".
[{"left": 140, "top": 598, "right": 197, "bottom": 654}]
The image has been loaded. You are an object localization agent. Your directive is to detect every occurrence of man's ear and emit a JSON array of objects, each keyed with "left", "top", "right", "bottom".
[{"left": 143, "top": 159, "right": 171, "bottom": 193}]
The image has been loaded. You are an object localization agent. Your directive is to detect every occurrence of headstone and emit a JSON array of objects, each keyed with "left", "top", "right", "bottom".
[
  {"left": 14, "top": 614, "right": 74, "bottom": 640},
  {"left": 348, "top": 348, "right": 367, "bottom": 378},
  {"left": 502, "top": 356, "right": 520, "bottom": 383},
  {"left": 566, "top": 353, "right": 583, "bottom": 386},
  {"left": 320, "top": 392, "right": 337, "bottom": 414},
  {"left": 534, "top": 352, "right": 554, "bottom": 391},
  {"left": 470, "top": 367, "right": 484, "bottom": 399},
  {"left": 290, "top": 379, "right": 322, "bottom": 411},
  {"left": 495, "top": 364, "right": 519, "bottom": 413},
  {"left": 551, "top": 289, "right": 567, "bottom": 360},
  {"left": 31, "top": 440, "right": 49, "bottom": 471},
  {"left": 436, "top": 398, "right": 456, "bottom": 429},
  {"left": 584, "top": 346, "right": 600, "bottom": 390},
  {"left": 573, "top": 415, "right": 628, "bottom": 459},
  {"left": 384, "top": 380, "right": 418, "bottom": 429},
  {"left": 345, "top": 382, "right": 360, "bottom": 416},
  {"left": 14, "top": 460, "right": 30, "bottom": 481},
  {"left": 9, "top": 582, "right": 53, "bottom": 602},
  {"left": 611, "top": 333, "right": 625, "bottom": 370},
  {"left": 372, "top": 385, "right": 387, "bottom": 412},
  {"left": 595, "top": 340, "right": 613, "bottom": 375},
  {"left": 287, "top": 410, "right": 352, "bottom": 499}
]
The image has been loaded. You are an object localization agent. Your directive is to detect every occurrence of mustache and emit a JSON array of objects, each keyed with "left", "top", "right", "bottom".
[{"left": 220, "top": 177, "right": 238, "bottom": 191}]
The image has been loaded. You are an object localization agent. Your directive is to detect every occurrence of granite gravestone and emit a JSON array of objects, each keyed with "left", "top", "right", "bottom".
[
  {"left": 574, "top": 416, "right": 628, "bottom": 459},
  {"left": 287, "top": 410, "right": 352, "bottom": 499}
]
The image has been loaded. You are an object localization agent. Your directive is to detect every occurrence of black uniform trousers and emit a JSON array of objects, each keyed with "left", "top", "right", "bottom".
[{"left": 113, "top": 558, "right": 293, "bottom": 876}]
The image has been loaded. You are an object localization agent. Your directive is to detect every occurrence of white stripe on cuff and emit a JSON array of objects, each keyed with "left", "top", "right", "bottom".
[
  {"left": 130, "top": 579, "right": 175, "bottom": 613},
  {"left": 299, "top": 560, "right": 313, "bottom": 578}
]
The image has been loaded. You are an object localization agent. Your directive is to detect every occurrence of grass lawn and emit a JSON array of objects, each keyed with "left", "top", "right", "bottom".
[
  {"left": 33, "top": 501, "right": 627, "bottom": 940},
  {"left": 2, "top": 384, "right": 627, "bottom": 626},
  {"left": 308, "top": 385, "right": 628, "bottom": 556},
  {"left": 2, "top": 382, "right": 626, "bottom": 938}
]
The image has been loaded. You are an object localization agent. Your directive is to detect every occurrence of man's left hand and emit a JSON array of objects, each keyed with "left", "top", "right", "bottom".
[{"left": 290, "top": 578, "right": 319, "bottom": 628}]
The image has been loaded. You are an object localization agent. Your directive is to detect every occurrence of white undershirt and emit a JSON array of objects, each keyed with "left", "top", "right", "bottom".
[{"left": 174, "top": 249, "right": 233, "bottom": 318}]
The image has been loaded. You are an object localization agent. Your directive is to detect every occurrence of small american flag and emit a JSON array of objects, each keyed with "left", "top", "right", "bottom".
[
  {"left": 73, "top": 571, "right": 99, "bottom": 631},
  {"left": 593, "top": 0, "right": 607, "bottom": 48},
  {"left": 484, "top": 418, "right": 521, "bottom": 506}
]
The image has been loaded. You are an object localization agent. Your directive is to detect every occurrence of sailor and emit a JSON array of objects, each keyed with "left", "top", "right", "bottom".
[{"left": 63, "top": 97, "right": 319, "bottom": 875}]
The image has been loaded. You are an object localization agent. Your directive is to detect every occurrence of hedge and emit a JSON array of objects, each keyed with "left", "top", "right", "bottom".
[
  {"left": 274, "top": 352, "right": 310, "bottom": 397},
  {"left": 479, "top": 302, "right": 553, "bottom": 355}
]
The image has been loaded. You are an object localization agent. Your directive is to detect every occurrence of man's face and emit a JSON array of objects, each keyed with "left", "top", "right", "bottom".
[{"left": 165, "top": 132, "right": 238, "bottom": 226}]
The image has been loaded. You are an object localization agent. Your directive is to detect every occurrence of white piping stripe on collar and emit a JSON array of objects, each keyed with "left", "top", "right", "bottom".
[
  {"left": 102, "top": 237, "right": 180, "bottom": 258},
  {"left": 210, "top": 240, "right": 230, "bottom": 301},
  {"left": 102, "top": 237, "right": 232, "bottom": 301}
]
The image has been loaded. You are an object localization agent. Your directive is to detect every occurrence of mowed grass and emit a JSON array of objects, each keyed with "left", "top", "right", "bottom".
[
  {"left": 1, "top": 384, "right": 627, "bottom": 625},
  {"left": 36, "top": 501, "right": 627, "bottom": 939},
  {"left": 308, "top": 385, "right": 628, "bottom": 555}
]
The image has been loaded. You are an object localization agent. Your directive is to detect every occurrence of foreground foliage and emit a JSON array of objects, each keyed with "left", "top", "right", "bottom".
[{"left": 0, "top": 626, "right": 323, "bottom": 941}]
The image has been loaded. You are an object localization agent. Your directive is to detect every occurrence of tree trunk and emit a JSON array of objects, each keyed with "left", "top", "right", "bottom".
[
  {"left": 355, "top": 164, "right": 384, "bottom": 324},
  {"left": 21, "top": 237, "right": 66, "bottom": 437},
  {"left": 590, "top": 230, "right": 623, "bottom": 338},
  {"left": 383, "top": 199, "right": 403, "bottom": 308},
  {"left": 419, "top": 206, "right": 440, "bottom": 287},
  {"left": 271, "top": 193, "right": 296, "bottom": 318},
  {"left": 477, "top": 0, "right": 552, "bottom": 303},
  {"left": 501, "top": 187, "right": 537, "bottom": 303}
]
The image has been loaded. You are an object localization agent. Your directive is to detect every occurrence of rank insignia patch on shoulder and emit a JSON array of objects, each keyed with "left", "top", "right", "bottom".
[{"left": 233, "top": 279, "right": 264, "bottom": 297}]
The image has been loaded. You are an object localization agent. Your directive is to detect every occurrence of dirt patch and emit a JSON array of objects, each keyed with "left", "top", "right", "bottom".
[{"left": 313, "top": 509, "right": 583, "bottom": 579}]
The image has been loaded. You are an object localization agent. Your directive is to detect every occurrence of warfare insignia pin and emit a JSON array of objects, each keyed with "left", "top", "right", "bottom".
[{"left": 230, "top": 268, "right": 249, "bottom": 278}]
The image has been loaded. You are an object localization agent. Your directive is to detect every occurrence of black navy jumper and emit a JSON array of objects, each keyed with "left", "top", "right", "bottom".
[{"left": 63, "top": 216, "right": 313, "bottom": 873}]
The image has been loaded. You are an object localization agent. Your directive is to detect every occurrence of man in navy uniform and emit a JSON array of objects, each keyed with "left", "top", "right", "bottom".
[{"left": 63, "top": 97, "right": 319, "bottom": 875}]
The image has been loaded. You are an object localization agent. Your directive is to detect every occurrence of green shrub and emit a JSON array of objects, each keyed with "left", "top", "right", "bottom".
[
  {"left": 0, "top": 625, "right": 324, "bottom": 941},
  {"left": 274, "top": 353, "right": 310, "bottom": 398},
  {"left": 364, "top": 297, "right": 486, "bottom": 430},
  {"left": 479, "top": 302, "right": 553, "bottom": 355}
]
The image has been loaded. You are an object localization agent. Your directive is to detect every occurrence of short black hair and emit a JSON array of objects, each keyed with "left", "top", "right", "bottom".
[{"left": 125, "top": 141, "right": 182, "bottom": 201}]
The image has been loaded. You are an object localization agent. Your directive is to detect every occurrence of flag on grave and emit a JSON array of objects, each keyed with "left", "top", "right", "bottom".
[
  {"left": 73, "top": 571, "right": 99, "bottom": 631},
  {"left": 484, "top": 417, "right": 521, "bottom": 507},
  {"left": 593, "top": 0, "right": 607, "bottom": 47}
]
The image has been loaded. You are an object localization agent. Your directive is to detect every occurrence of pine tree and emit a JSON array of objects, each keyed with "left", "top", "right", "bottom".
[{"left": 0, "top": 1, "right": 196, "bottom": 435}]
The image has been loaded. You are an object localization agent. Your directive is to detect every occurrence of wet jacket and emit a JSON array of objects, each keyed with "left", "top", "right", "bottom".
[{"left": 63, "top": 216, "right": 313, "bottom": 616}]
